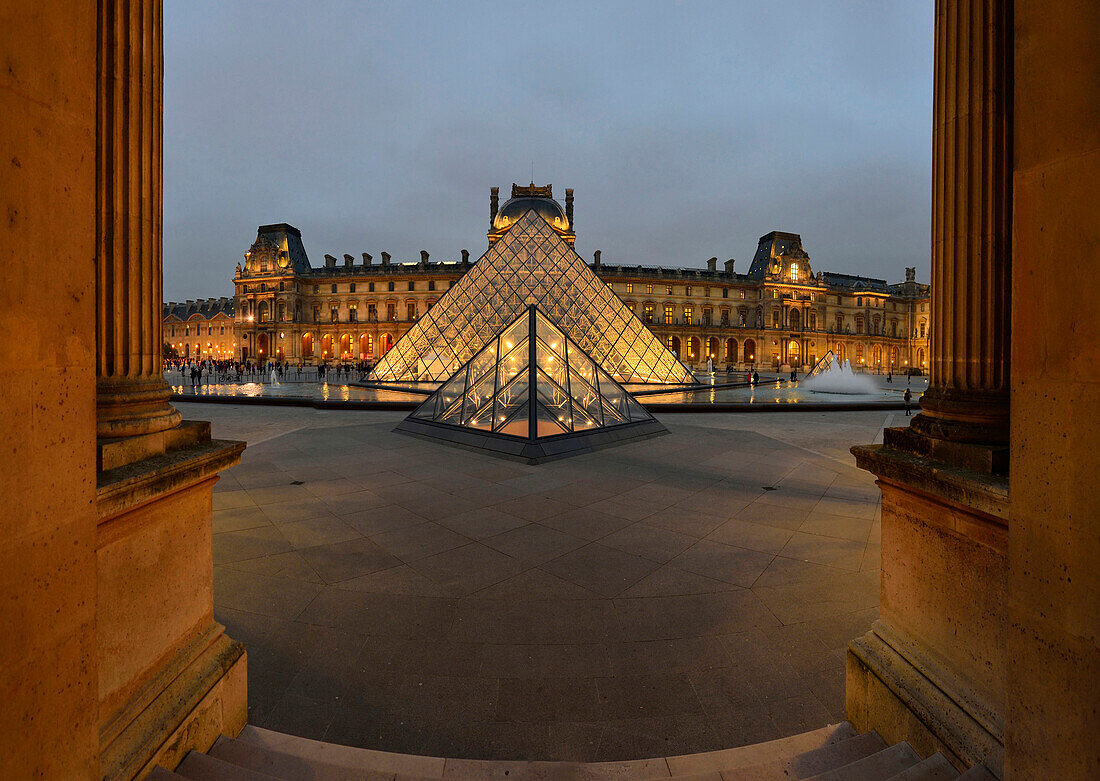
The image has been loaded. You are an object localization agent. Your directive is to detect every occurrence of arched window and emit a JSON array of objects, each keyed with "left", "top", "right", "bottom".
[
  {"left": 743, "top": 338, "right": 757, "bottom": 363},
  {"left": 856, "top": 344, "right": 864, "bottom": 364},
  {"left": 872, "top": 345, "right": 882, "bottom": 366},
  {"left": 301, "top": 333, "right": 314, "bottom": 357},
  {"left": 725, "top": 338, "right": 737, "bottom": 362}
]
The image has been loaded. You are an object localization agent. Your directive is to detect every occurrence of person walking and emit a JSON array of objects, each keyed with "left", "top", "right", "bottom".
[
  {"left": 904, "top": 387, "right": 912, "bottom": 416},
  {"left": 752, "top": 369, "right": 759, "bottom": 386}
]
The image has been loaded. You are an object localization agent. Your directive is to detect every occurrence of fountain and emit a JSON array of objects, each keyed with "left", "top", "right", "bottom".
[{"left": 800, "top": 355, "right": 881, "bottom": 395}]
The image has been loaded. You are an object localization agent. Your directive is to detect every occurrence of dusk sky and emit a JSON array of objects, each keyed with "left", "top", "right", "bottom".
[{"left": 163, "top": 1, "right": 934, "bottom": 301}]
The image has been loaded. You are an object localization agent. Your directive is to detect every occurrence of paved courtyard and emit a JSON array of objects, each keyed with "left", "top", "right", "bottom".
[{"left": 190, "top": 402, "right": 887, "bottom": 761}]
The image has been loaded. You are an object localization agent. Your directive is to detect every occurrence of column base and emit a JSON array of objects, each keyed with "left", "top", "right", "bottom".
[
  {"left": 101, "top": 628, "right": 247, "bottom": 781},
  {"left": 97, "top": 376, "right": 182, "bottom": 440},
  {"left": 847, "top": 625, "right": 1003, "bottom": 776},
  {"left": 912, "top": 387, "right": 1009, "bottom": 446}
]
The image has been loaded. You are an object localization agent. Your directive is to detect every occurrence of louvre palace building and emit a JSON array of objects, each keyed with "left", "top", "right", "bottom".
[{"left": 165, "top": 184, "right": 930, "bottom": 374}]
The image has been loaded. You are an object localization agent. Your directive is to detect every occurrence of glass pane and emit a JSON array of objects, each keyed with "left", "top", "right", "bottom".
[{"left": 534, "top": 401, "right": 569, "bottom": 438}]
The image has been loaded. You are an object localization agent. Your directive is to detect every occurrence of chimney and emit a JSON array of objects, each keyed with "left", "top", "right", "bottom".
[
  {"left": 707, "top": 257, "right": 717, "bottom": 272},
  {"left": 725, "top": 258, "right": 735, "bottom": 273},
  {"left": 344, "top": 253, "right": 354, "bottom": 267},
  {"left": 362, "top": 252, "right": 372, "bottom": 266},
  {"left": 490, "top": 187, "right": 499, "bottom": 225},
  {"left": 593, "top": 250, "right": 601, "bottom": 268},
  {"left": 324, "top": 253, "right": 336, "bottom": 268},
  {"left": 461, "top": 249, "right": 470, "bottom": 266},
  {"left": 565, "top": 188, "right": 574, "bottom": 228},
  {"left": 419, "top": 250, "right": 429, "bottom": 267},
  {"left": 381, "top": 252, "right": 391, "bottom": 266}
]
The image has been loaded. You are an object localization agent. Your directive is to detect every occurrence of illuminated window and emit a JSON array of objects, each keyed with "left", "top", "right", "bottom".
[
  {"left": 349, "top": 305, "right": 357, "bottom": 322},
  {"left": 685, "top": 286, "right": 692, "bottom": 296},
  {"left": 626, "top": 283, "right": 634, "bottom": 293},
  {"left": 666, "top": 285, "right": 674, "bottom": 295},
  {"left": 330, "top": 306, "right": 338, "bottom": 322},
  {"left": 684, "top": 306, "right": 694, "bottom": 324},
  {"left": 646, "top": 283, "right": 653, "bottom": 294},
  {"left": 790, "top": 263, "right": 799, "bottom": 281},
  {"left": 664, "top": 304, "right": 674, "bottom": 325},
  {"left": 740, "top": 290, "right": 746, "bottom": 299},
  {"left": 644, "top": 304, "right": 654, "bottom": 323}
]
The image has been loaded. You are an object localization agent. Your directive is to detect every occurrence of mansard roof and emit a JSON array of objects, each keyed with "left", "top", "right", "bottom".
[
  {"left": 819, "top": 272, "right": 890, "bottom": 293},
  {"left": 163, "top": 297, "right": 235, "bottom": 321}
]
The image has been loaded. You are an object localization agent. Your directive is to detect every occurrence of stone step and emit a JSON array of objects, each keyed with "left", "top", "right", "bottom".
[
  {"left": 666, "top": 722, "right": 857, "bottom": 777},
  {"left": 237, "top": 725, "right": 445, "bottom": 778},
  {"left": 175, "top": 750, "right": 285, "bottom": 781},
  {"left": 804, "top": 742, "right": 921, "bottom": 780},
  {"left": 885, "top": 753, "right": 959, "bottom": 780},
  {"left": 208, "top": 735, "right": 395, "bottom": 780},
  {"left": 956, "top": 766, "right": 997, "bottom": 780},
  {"left": 722, "top": 730, "right": 888, "bottom": 780}
]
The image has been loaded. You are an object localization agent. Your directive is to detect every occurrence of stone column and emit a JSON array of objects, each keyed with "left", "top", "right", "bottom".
[
  {"left": 911, "top": 0, "right": 1012, "bottom": 446},
  {"left": 96, "top": 0, "right": 181, "bottom": 440}
]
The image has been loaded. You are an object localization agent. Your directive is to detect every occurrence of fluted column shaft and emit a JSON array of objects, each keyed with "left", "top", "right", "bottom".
[
  {"left": 96, "top": 0, "right": 180, "bottom": 439},
  {"left": 913, "top": 0, "right": 1012, "bottom": 445}
]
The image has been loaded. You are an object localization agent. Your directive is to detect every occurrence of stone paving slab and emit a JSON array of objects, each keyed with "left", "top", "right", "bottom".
[{"left": 178, "top": 403, "right": 888, "bottom": 762}]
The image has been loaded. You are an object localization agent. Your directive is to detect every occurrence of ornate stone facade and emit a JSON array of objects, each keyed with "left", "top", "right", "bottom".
[{"left": 214, "top": 195, "right": 930, "bottom": 374}]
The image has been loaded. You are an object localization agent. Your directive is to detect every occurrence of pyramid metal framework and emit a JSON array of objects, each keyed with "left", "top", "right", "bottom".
[
  {"left": 395, "top": 306, "right": 666, "bottom": 463},
  {"left": 370, "top": 211, "right": 695, "bottom": 385}
]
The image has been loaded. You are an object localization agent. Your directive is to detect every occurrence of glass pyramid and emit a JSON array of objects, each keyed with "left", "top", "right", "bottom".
[
  {"left": 370, "top": 210, "right": 695, "bottom": 385},
  {"left": 395, "top": 306, "right": 666, "bottom": 463}
]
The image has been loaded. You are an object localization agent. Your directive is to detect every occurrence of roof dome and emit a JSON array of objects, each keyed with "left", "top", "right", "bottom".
[{"left": 493, "top": 196, "right": 570, "bottom": 233}]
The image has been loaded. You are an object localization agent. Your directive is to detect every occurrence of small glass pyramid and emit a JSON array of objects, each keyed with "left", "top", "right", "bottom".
[
  {"left": 395, "top": 306, "right": 666, "bottom": 463},
  {"left": 370, "top": 210, "right": 694, "bottom": 385}
]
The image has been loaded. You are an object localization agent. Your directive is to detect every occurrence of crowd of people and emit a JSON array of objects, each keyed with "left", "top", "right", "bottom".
[{"left": 163, "top": 358, "right": 376, "bottom": 386}]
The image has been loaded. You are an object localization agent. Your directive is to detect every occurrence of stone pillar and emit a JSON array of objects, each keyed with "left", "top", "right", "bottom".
[
  {"left": 96, "top": 0, "right": 181, "bottom": 442},
  {"left": 847, "top": 2, "right": 1013, "bottom": 773},
  {"left": 911, "top": 0, "right": 1012, "bottom": 448},
  {"left": 1008, "top": 0, "right": 1100, "bottom": 775}
]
